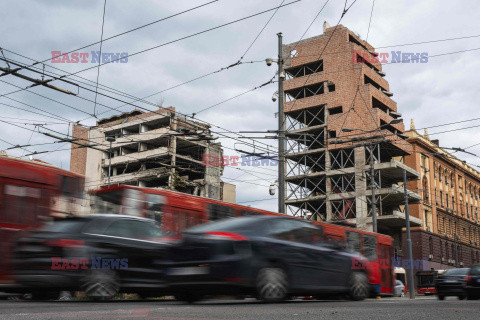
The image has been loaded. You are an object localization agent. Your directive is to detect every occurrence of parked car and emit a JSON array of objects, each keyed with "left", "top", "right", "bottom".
[
  {"left": 12, "top": 215, "right": 172, "bottom": 300},
  {"left": 166, "top": 216, "right": 370, "bottom": 303},
  {"left": 394, "top": 280, "right": 405, "bottom": 297},
  {"left": 434, "top": 268, "right": 470, "bottom": 300},
  {"left": 465, "top": 264, "right": 480, "bottom": 300}
]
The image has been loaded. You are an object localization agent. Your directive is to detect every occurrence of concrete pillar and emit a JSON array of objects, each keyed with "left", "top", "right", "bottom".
[{"left": 354, "top": 146, "right": 370, "bottom": 231}]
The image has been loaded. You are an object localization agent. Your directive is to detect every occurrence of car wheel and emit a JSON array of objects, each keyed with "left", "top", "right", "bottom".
[
  {"left": 438, "top": 295, "right": 445, "bottom": 300},
  {"left": 467, "top": 294, "right": 479, "bottom": 300},
  {"left": 81, "top": 269, "right": 119, "bottom": 300},
  {"left": 458, "top": 295, "right": 465, "bottom": 300},
  {"left": 174, "top": 293, "right": 203, "bottom": 303},
  {"left": 256, "top": 267, "right": 288, "bottom": 302},
  {"left": 348, "top": 272, "right": 368, "bottom": 301}
]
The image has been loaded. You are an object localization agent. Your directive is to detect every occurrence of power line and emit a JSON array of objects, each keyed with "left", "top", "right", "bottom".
[
  {"left": 93, "top": 0, "right": 108, "bottom": 117},
  {"left": 31, "top": 1, "right": 301, "bottom": 83},
  {"left": 8, "top": 0, "right": 220, "bottom": 74}
]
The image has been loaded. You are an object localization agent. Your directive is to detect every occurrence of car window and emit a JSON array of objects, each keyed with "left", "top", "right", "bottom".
[
  {"left": 268, "top": 219, "right": 323, "bottom": 245},
  {"left": 186, "top": 217, "right": 259, "bottom": 233},
  {"left": 103, "top": 220, "right": 137, "bottom": 238},
  {"left": 38, "top": 219, "right": 87, "bottom": 233},
  {"left": 443, "top": 268, "right": 469, "bottom": 276},
  {"left": 130, "top": 220, "right": 165, "bottom": 240},
  {"left": 471, "top": 265, "right": 480, "bottom": 275}
]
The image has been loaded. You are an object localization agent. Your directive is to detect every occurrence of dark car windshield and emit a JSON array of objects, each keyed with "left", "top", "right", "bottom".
[
  {"left": 186, "top": 217, "right": 260, "bottom": 234},
  {"left": 470, "top": 265, "right": 480, "bottom": 275},
  {"left": 37, "top": 219, "right": 87, "bottom": 233},
  {"left": 443, "top": 268, "right": 469, "bottom": 276}
]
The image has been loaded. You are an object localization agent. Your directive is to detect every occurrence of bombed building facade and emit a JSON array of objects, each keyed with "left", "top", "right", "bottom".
[
  {"left": 281, "top": 23, "right": 422, "bottom": 254},
  {"left": 70, "top": 107, "right": 233, "bottom": 201}
]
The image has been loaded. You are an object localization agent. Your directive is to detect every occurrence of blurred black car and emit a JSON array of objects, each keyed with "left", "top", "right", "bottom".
[
  {"left": 435, "top": 268, "right": 469, "bottom": 300},
  {"left": 465, "top": 264, "right": 480, "bottom": 300},
  {"left": 166, "top": 216, "right": 370, "bottom": 303},
  {"left": 13, "top": 215, "right": 171, "bottom": 300}
]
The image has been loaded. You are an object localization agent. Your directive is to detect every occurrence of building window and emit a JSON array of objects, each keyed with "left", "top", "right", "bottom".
[
  {"left": 424, "top": 210, "right": 429, "bottom": 229},
  {"left": 440, "top": 191, "right": 443, "bottom": 207}
]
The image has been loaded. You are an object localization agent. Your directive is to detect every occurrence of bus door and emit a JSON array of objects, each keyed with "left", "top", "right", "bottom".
[{"left": 379, "top": 243, "right": 393, "bottom": 294}]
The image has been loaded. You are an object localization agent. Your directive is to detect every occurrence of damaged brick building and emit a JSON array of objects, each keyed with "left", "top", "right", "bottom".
[
  {"left": 281, "top": 22, "right": 422, "bottom": 254},
  {"left": 70, "top": 107, "right": 234, "bottom": 202}
]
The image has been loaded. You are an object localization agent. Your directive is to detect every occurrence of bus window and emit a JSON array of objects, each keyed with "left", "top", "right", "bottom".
[
  {"left": 209, "top": 203, "right": 233, "bottom": 221},
  {"left": 363, "top": 234, "right": 377, "bottom": 261},
  {"left": 346, "top": 231, "right": 361, "bottom": 253},
  {"left": 121, "top": 188, "right": 145, "bottom": 217},
  {"left": 1, "top": 184, "right": 43, "bottom": 226},
  {"left": 147, "top": 193, "right": 165, "bottom": 224}
]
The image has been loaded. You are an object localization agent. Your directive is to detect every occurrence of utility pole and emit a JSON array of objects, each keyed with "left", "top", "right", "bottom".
[
  {"left": 277, "top": 32, "right": 286, "bottom": 214},
  {"left": 370, "top": 141, "right": 377, "bottom": 233},
  {"left": 403, "top": 168, "right": 415, "bottom": 299}
]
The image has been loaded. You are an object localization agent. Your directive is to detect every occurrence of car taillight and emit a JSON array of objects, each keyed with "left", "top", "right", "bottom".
[
  {"left": 44, "top": 239, "right": 85, "bottom": 248},
  {"left": 204, "top": 232, "right": 249, "bottom": 241},
  {"left": 465, "top": 275, "right": 472, "bottom": 285}
]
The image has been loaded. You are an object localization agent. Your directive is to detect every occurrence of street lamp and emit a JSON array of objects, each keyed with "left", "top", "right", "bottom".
[{"left": 106, "top": 135, "right": 116, "bottom": 186}]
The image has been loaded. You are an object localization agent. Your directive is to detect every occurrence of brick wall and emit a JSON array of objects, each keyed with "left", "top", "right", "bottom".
[{"left": 70, "top": 125, "right": 89, "bottom": 175}]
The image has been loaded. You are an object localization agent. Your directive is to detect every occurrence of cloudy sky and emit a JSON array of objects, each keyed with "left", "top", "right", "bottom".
[{"left": 1, "top": 0, "right": 480, "bottom": 212}]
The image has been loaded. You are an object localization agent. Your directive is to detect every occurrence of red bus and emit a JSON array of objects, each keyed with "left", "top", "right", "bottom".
[
  {"left": 0, "top": 156, "right": 84, "bottom": 290},
  {"left": 92, "top": 185, "right": 394, "bottom": 295}
]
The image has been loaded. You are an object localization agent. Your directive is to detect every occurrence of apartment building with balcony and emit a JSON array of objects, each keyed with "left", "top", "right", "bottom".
[
  {"left": 404, "top": 123, "right": 480, "bottom": 270},
  {"left": 281, "top": 23, "right": 421, "bottom": 252},
  {"left": 70, "top": 107, "right": 233, "bottom": 202}
]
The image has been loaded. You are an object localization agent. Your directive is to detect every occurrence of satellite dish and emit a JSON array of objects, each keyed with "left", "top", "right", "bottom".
[{"left": 290, "top": 49, "right": 298, "bottom": 57}]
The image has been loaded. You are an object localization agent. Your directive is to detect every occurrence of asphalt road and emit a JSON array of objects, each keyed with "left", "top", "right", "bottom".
[{"left": 0, "top": 296, "right": 479, "bottom": 320}]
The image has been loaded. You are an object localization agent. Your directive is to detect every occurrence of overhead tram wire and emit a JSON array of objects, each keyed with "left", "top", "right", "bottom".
[
  {"left": 93, "top": 0, "right": 108, "bottom": 117},
  {"left": 0, "top": 58, "right": 281, "bottom": 157},
  {"left": 16, "top": 1, "right": 302, "bottom": 86},
  {"left": 1, "top": 55, "right": 277, "bottom": 153},
  {"left": 2, "top": 30, "right": 479, "bottom": 109},
  {"left": 92, "top": 0, "right": 289, "bottom": 120},
  {"left": 0, "top": 118, "right": 280, "bottom": 180},
  {"left": 1, "top": 44, "right": 479, "bottom": 155},
  {"left": 0, "top": 2, "right": 302, "bottom": 154},
  {"left": 0, "top": 1, "right": 259, "bottom": 109},
  {"left": 3, "top": 41, "right": 476, "bottom": 130},
  {"left": 80, "top": 0, "right": 288, "bottom": 121}
]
